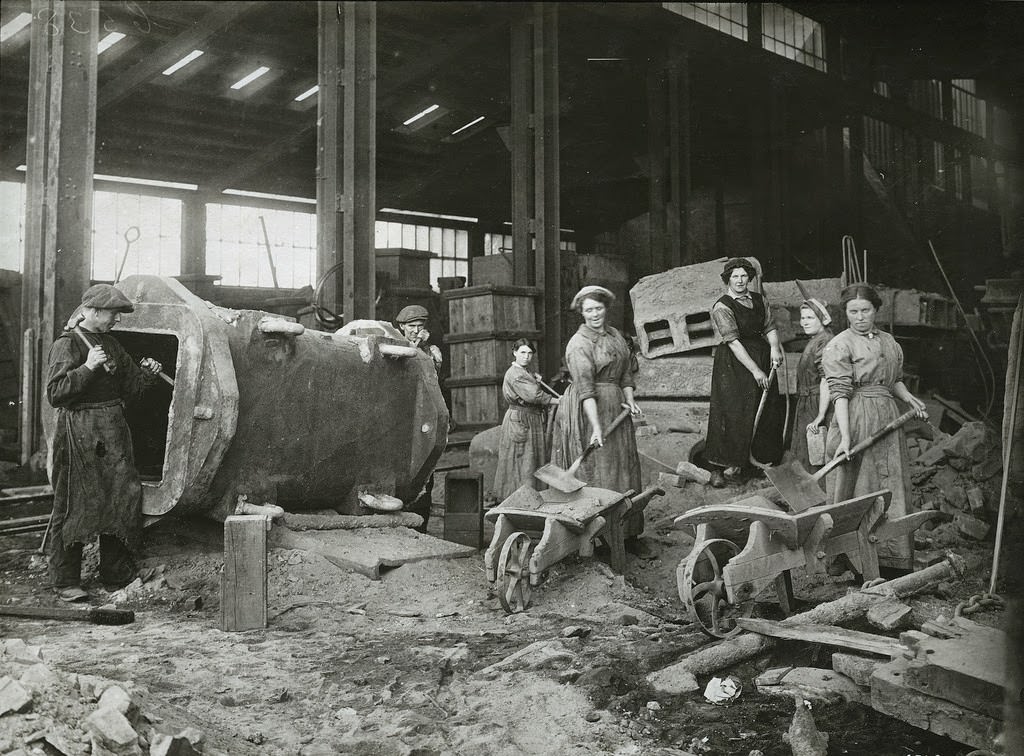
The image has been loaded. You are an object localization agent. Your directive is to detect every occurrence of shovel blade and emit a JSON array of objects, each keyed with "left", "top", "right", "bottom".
[
  {"left": 764, "top": 460, "right": 827, "bottom": 512},
  {"left": 533, "top": 462, "right": 586, "bottom": 493}
]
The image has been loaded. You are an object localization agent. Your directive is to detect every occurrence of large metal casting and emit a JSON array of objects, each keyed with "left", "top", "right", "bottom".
[{"left": 74, "top": 276, "right": 447, "bottom": 521}]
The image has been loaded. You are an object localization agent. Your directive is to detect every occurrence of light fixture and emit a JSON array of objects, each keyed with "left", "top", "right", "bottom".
[
  {"left": 95, "top": 174, "right": 198, "bottom": 190},
  {"left": 0, "top": 12, "right": 31, "bottom": 43},
  {"left": 230, "top": 66, "right": 270, "bottom": 90},
  {"left": 97, "top": 32, "right": 126, "bottom": 54},
  {"left": 223, "top": 189, "right": 315, "bottom": 204},
  {"left": 162, "top": 49, "right": 204, "bottom": 76},
  {"left": 586, "top": 57, "right": 625, "bottom": 62},
  {"left": 402, "top": 104, "right": 439, "bottom": 126},
  {"left": 380, "top": 208, "right": 478, "bottom": 223},
  {"left": 451, "top": 116, "right": 485, "bottom": 136},
  {"left": 294, "top": 85, "right": 319, "bottom": 102}
]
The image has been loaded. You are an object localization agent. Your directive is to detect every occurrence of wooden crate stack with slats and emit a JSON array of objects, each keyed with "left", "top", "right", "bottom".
[{"left": 442, "top": 284, "right": 541, "bottom": 430}]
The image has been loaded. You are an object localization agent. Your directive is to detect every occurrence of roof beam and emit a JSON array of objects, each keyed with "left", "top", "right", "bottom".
[{"left": 98, "top": 2, "right": 251, "bottom": 109}]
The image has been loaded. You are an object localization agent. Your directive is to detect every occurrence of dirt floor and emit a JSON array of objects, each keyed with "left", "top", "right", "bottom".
[{"left": 0, "top": 428, "right": 1017, "bottom": 756}]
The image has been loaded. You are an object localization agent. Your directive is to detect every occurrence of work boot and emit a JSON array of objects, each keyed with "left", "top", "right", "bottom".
[{"left": 54, "top": 586, "right": 88, "bottom": 603}]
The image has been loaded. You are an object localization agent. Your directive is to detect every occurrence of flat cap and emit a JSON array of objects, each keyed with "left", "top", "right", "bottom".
[
  {"left": 570, "top": 285, "right": 615, "bottom": 312},
  {"left": 81, "top": 284, "right": 134, "bottom": 312},
  {"left": 395, "top": 304, "right": 429, "bottom": 324}
]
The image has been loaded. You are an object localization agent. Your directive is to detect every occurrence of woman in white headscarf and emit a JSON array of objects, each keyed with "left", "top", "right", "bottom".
[{"left": 791, "top": 297, "right": 834, "bottom": 470}]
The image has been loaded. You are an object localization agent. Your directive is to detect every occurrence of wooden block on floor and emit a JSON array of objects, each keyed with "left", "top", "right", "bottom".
[
  {"left": 831, "top": 652, "right": 883, "bottom": 687},
  {"left": 221, "top": 515, "right": 268, "bottom": 632},
  {"left": 866, "top": 598, "right": 913, "bottom": 631},
  {"left": 871, "top": 660, "right": 1000, "bottom": 751}
]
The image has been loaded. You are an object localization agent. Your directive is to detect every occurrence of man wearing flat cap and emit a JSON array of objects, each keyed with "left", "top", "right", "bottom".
[
  {"left": 45, "top": 283, "right": 164, "bottom": 602},
  {"left": 395, "top": 304, "right": 443, "bottom": 371}
]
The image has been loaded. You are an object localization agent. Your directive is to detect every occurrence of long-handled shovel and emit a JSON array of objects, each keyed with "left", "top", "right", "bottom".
[
  {"left": 534, "top": 406, "right": 633, "bottom": 493},
  {"left": 765, "top": 408, "right": 917, "bottom": 512}
]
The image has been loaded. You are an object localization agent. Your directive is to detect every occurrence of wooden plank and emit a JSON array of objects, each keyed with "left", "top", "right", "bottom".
[
  {"left": 220, "top": 515, "right": 268, "bottom": 632},
  {"left": 736, "top": 618, "right": 904, "bottom": 658},
  {"left": 871, "top": 661, "right": 1000, "bottom": 751}
]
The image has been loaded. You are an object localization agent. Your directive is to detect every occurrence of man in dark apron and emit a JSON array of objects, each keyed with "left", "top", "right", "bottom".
[{"left": 46, "top": 284, "right": 164, "bottom": 602}]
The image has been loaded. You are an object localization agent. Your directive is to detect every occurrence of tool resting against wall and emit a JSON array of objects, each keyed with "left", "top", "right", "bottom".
[{"left": 44, "top": 283, "right": 165, "bottom": 604}]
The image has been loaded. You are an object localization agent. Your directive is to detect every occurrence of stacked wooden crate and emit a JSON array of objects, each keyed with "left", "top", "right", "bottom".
[{"left": 442, "top": 284, "right": 541, "bottom": 429}]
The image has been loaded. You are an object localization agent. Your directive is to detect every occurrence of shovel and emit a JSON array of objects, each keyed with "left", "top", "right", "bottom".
[
  {"left": 765, "top": 408, "right": 917, "bottom": 512},
  {"left": 535, "top": 406, "right": 634, "bottom": 493}
]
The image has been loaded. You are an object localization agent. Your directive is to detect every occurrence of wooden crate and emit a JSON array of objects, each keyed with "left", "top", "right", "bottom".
[
  {"left": 443, "top": 285, "right": 540, "bottom": 334},
  {"left": 444, "top": 470, "right": 484, "bottom": 549},
  {"left": 445, "top": 331, "right": 542, "bottom": 380},
  {"left": 375, "top": 248, "right": 431, "bottom": 288},
  {"left": 449, "top": 380, "right": 504, "bottom": 428}
]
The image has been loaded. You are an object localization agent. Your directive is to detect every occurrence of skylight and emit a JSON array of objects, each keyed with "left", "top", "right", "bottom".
[
  {"left": 380, "top": 208, "right": 479, "bottom": 223},
  {"left": 451, "top": 116, "right": 485, "bottom": 136},
  {"left": 222, "top": 189, "right": 316, "bottom": 205},
  {"left": 94, "top": 174, "right": 198, "bottom": 190},
  {"left": 294, "top": 85, "right": 319, "bottom": 102},
  {"left": 0, "top": 12, "right": 31, "bottom": 43},
  {"left": 97, "top": 32, "right": 126, "bottom": 54},
  {"left": 403, "top": 104, "right": 440, "bottom": 126},
  {"left": 162, "top": 50, "right": 204, "bottom": 76},
  {"left": 230, "top": 66, "right": 270, "bottom": 90}
]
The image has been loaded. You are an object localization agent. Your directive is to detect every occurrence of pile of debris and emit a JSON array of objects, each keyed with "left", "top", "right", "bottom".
[
  {"left": 0, "top": 638, "right": 214, "bottom": 756},
  {"left": 908, "top": 419, "right": 1004, "bottom": 555}
]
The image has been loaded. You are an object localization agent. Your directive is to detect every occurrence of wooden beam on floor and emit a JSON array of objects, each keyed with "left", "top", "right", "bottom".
[{"left": 221, "top": 515, "right": 268, "bottom": 632}]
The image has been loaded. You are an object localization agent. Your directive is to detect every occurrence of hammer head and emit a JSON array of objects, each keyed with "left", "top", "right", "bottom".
[{"left": 65, "top": 311, "right": 85, "bottom": 332}]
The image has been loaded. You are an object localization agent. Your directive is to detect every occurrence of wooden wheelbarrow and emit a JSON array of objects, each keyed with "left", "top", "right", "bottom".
[
  {"left": 672, "top": 488, "right": 936, "bottom": 638},
  {"left": 483, "top": 484, "right": 664, "bottom": 614}
]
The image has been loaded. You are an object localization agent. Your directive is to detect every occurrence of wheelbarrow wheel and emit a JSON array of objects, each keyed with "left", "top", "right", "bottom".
[
  {"left": 678, "top": 538, "right": 753, "bottom": 639},
  {"left": 497, "top": 531, "right": 532, "bottom": 614}
]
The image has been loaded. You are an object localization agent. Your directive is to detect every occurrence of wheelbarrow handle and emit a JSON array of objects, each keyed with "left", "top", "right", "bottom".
[{"left": 812, "top": 408, "right": 918, "bottom": 482}]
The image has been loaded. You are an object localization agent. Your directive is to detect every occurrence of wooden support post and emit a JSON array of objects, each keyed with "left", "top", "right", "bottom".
[
  {"left": 510, "top": 16, "right": 534, "bottom": 288},
  {"left": 180, "top": 195, "right": 207, "bottom": 278},
  {"left": 667, "top": 50, "right": 691, "bottom": 268},
  {"left": 533, "top": 3, "right": 561, "bottom": 378},
  {"left": 646, "top": 60, "right": 667, "bottom": 277},
  {"left": 316, "top": 1, "right": 377, "bottom": 322},
  {"left": 19, "top": 329, "right": 37, "bottom": 466},
  {"left": 22, "top": 0, "right": 99, "bottom": 458},
  {"left": 221, "top": 515, "right": 268, "bottom": 632}
]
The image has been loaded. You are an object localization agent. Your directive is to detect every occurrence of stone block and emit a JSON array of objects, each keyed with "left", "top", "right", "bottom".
[
  {"left": 657, "top": 472, "right": 684, "bottom": 488},
  {"left": 98, "top": 685, "right": 138, "bottom": 723},
  {"left": 675, "top": 460, "right": 712, "bottom": 485},
  {"left": 917, "top": 445, "right": 947, "bottom": 466},
  {"left": 86, "top": 708, "right": 141, "bottom": 756},
  {"left": 468, "top": 425, "right": 502, "bottom": 503},
  {"left": 943, "top": 421, "right": 994, "bottom": 462},
  {"left": 646, "top": 666, "right": 700, "bottom": 695},
  {"left": 831, "top": 653, "right": 883, "bottom": 687},
  {"left": 635, "top": 424, "right": 659, "bottom": 437},
  {"left": 971, "top": 455, "right": 1002, "bottom": 481},
  {"left": 18, "top": 663, "right": 59, "bottom": 693},
  {"left": 967, "top": 487, "right": 986, "bottom": 513},
  {"left": 0, "top": 676, "right": 32, "bottom": 715},
  {"left": 866, "top": 599, "right": 913, "bottom": 632},
  {"left": 0, "top": 638, "right": 43, "bottom": 665},
  {"left": 954, "top": 513, "right": 990, "bottom": 540},
  {"left": 931, "top": 466, "right": 959, "bottom": 492},
  {"left": 754, "top": 667, "right": 867, "bottom": 706}
]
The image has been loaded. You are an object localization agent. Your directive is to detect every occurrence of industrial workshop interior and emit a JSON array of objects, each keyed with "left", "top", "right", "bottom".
[{"left": 0, "top": 2, "right": 1022, "bottom": 754}]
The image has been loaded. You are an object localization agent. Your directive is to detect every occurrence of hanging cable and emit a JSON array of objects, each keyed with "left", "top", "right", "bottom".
[{"left": 310, "top": 261, "right": 345, "bottom": 330}]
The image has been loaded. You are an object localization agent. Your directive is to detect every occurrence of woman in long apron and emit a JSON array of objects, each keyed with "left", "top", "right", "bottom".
[
  {"left": 550, "top": 286, "right": 643, "bottom": 534},
  {"left": 705, "top": 258, "right": 784, "bottom": 488},
  {"left": 822, "top": 283, "right": 928, "bottom": 570},
  {"left": 791, "top": 298, "right": 834, "bottom": 471},
  {"left": 493, "top": 339, "right": 557, "bottom": 501}
]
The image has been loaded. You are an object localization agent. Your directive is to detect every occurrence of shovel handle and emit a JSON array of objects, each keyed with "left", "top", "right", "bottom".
[
  {"left": 811, "top": 408, "right": 918, "bottom": 482},
  {"left": 570, "top": 407, "right": 633, "bottom": 474},
  {"left": 536, "top": 378, "right": 561, "bottom": 398}
]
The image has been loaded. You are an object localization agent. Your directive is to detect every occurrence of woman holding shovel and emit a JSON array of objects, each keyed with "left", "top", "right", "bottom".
[
  {"left": 705, "top": 258, "right": 784, "bottom": 488},
  {"left": 791, "top": 297, "right": 834, "bottom": 471},
  {"left": 549, "top": 286, "right": 643, "bottom": 533},
  {"left": 493, "top": 339, "right": 558, "bottom": 501},
  {"left": 822, "top": 283, "right": 928, "bottom": 571}
]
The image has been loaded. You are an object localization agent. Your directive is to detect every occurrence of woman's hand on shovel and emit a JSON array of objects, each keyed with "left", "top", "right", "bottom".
[{"left": 832, "top": 438, "right": 851, "bottom": 460}]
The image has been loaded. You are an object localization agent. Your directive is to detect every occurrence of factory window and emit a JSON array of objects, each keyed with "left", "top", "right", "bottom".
[
  {"left": 206, "top": 203, "right": 316, "bottom": 288},
  {"left": 662, "top": 3, "right": 748, "bottom": 42},
  {"left": 92, "top": 191, "right": 182, "bottom": 281},
  {"left": 761, "top": 4, "right": 826, "bottom": 73},
  {"left": 863, "top": 116, "right": 895, "bottom": 177},
  {"left": 374, "top": 221, "right": 468, "bottom": 290},
  {"left": 952, "top": 80, "right": 985, "bottom": 137},
  {"left": 0, "top": 182, "right": 26, "bottom": 272},
  {"left": 873, "top": 82, "right": 890, "bottom": 98},
  {"left": 909, "top": 80, "right": 943, "bottom": 119},
  {"left": 482, "top": 233, "right": 577, "bottom": 256}
]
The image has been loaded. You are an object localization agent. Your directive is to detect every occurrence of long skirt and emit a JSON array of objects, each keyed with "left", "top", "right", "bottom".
[
  {"left": 825, "top": 389, "right": 913, "bottom": 569},
  {"left": 705, "top": 339, "right": 784, "bottom": 469},
  {"left": 493, "top": 406, "right": 549, "bottom": 501},
  {"left": 550, "top": 382, "right": 643, "bottom": 536}
]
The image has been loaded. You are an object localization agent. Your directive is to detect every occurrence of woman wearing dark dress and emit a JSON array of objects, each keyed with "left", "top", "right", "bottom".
[
  {"left": 493, "top": 339, "right": 557, "bottom": 501},
  {"left": 705, "top": 258, "right": 783, "bottom": 488},
  {"left": 549, "top": 286, "right": 644, "bottom": 534},
  {"left": 791, "top": 298, "right": 834, "bottom": 471}
]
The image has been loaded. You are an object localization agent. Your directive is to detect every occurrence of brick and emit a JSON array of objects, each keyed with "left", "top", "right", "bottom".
[
  {"left": 675, "top": 460, "right": 712, "bottom": 485},
  {"left": 85, "top": 708, "right": 140, "bottom": 756},
  {"left": 0, "top": 676, "right": 32, "bottom": 716},
  {"left": 657, "top": 472, "right": 684, "bottom": 488},
  {"left": 967, "top": 487, "right": 986, "bottom": 513},
  {"left": 954, "top": 513, "right": 990, "bottom": 540}
]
